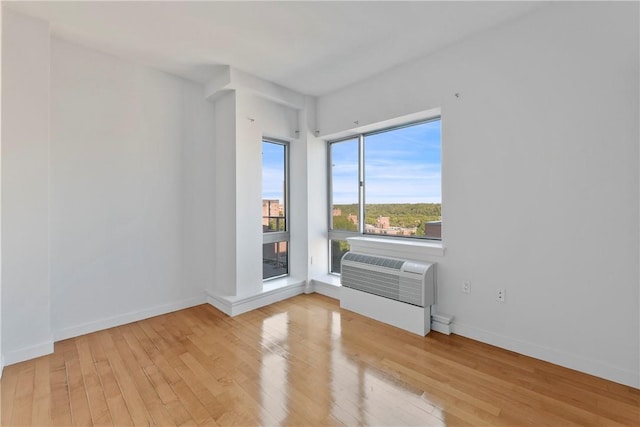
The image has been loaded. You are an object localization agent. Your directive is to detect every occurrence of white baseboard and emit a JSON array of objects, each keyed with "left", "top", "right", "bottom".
[
  {"left": 308, "top": 285, "right": 637, "bottom": 387},
  {"left": 431, "top": 320, "right": 452, "bottom": 335},
  {"left": 53, "top": 294, "right": 207, "bottom": 342},
  {"left": 430, "top": 322, "right": 451, "bottom": 335},
  {"left": 452, "top": 321, "right": 640, "bottom": 389},
  {"left": 430, "top": 312, "right": 453, "bottom": 335},
  {"left": 206, "top": 292, "right": 233, "bottom": 315},
  {"left": 207, "top": 280, "right": 306, "bottom": 316},
  {"left": 311, "top": 280, "right": 341, "bottom": 300},
  {"left": 3, "top": 339, "right": 54, "bottom": 366}
]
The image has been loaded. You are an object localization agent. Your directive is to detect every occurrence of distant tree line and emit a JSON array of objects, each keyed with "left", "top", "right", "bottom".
[{"left": 332, "top": 203, "right": 441, "bottom": 235}]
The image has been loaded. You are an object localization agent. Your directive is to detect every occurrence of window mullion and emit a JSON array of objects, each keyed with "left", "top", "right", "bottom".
[
  {"left": 263, "top": 231, "right": 290, "bottom": 245},
  {"left": 358, "top": 134, "right": 365, "bottom": 234}
]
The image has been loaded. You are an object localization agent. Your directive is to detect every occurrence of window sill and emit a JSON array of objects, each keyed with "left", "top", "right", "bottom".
[
  {"left": 311, "top": 273, "right": 342, "bottom": 287},
  {"left": 262, "top": 276, "right": 305, "bottom": 292},
  {"left": 347, "top": 236, "right": 444, "bottom": 260}
]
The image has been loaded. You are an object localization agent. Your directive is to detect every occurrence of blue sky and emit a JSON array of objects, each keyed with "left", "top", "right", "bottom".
[
  {"left": 262, "top": 119, "right": 441, "bottom": 205},
  {"left": 332, "top": 120, "right": 441, "bottom": 204},
  {"left": 262, "top": 141, "right": 285, "bottom": 202}
]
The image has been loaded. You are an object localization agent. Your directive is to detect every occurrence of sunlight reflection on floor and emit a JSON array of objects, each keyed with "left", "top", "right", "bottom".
[{"left": 257, "top": 302, "right": 447, "bottom": 426}]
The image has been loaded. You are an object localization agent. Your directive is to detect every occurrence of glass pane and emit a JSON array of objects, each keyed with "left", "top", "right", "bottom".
[
  {"left": 330, "top": 138, "right": 359, "bottom": 231},
  {"left": 330, "top": 240, "right": 350, "bottom": 274},
  {"left": 262, "top": 141, "right": 286, "bottom": 232},
  {"left": 364, "top": 120, "right": 442, "bottom": 239},
  {"left": 263, "top": 241, "right": 288, "bottom": 279}
]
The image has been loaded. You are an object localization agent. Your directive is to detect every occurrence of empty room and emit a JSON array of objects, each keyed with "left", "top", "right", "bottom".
[{"left": 1, "top": 1, "right": 639, "bottom": 426}]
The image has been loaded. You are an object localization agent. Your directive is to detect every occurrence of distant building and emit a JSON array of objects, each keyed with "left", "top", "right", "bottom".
[
  {"left": 365, "top": 222, "right": 417, "bottom": 236},
  {"left": 348, "top": 213, "right": 358, "bottom": 225},
  {"left": 376, "top": 216, "right": 390, "bottom": 229},
  {"left": 424, "top": 221, "right": 442, "bottom": 239},
  {"left": 332, "top": 207, "right": 342, "bottom": 216},
  {"left": 262, "top": 199, "right": 280, "bottom": 229}
]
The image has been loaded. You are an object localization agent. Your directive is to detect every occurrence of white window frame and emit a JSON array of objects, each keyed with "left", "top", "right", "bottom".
[
  {"left": 263, "top": 138, "right": 290, "bottom": 280},
  {"left": 327, "top": 117, "right": 442, "bottom": 273}
]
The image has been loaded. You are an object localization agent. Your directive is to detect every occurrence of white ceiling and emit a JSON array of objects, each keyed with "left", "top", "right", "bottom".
[{"left": 5, "top": 1, "right": 547, "bottom": 96}]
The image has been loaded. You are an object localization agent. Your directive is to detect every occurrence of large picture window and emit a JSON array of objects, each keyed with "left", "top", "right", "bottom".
[
  {"left": 328, "top": 118, "right": 441, "bottom": 273},
  {"left": 262, "top": 139, "right": 289, "bottom": 280}
]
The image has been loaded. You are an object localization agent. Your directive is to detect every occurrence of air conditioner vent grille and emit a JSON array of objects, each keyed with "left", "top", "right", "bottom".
[
  {"left": 341, "top": 252, "right": 432, "bottom": 307},
  {"left": 341, "top": 265, "right": 402, "bottom": 301},
  {"left": 342, "top": 252, "right": 404, "bottom": 270}
]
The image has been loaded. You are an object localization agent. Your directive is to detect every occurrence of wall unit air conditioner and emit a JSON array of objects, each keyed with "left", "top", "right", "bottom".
[{"left": 340, "top": 252, "right": 435, "bottom": 335}]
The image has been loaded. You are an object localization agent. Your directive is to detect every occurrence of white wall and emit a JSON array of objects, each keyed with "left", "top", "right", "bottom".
[
  {"left": 182, "top": 82, "right": 216, "bottom": 302},
  {"left": 212, "top": 91, "right": 237, "bottom": 296},
  {"left": 317, "top": 2, "right": 639, "bottom": 387},
  {"left": 291, "top": 97, "right": 313, "bottom": 287},
  {"left": 50, "top": 39, "right": 214, "bottom": 340},
  {"left": 303, "top": 98, "right": 329, "bottom": 281},
  {"left": 1, "top": 9, "right": 52, "bottom": 364},
  {"left": 234, "top": 91, "right": 268, "bottom": 296},
  {"left": 0, "top": 4, "right": 4, "bottom": 377}
]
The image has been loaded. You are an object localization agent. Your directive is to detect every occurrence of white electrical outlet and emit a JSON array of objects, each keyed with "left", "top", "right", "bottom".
[
  {"left": 496, "top": 288, "right": 506, "bottom": 303},
  {"left": 462, "top": 281, "right": 471, "bottom": 294}
]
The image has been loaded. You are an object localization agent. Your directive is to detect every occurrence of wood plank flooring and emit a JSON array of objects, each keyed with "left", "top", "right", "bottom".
[{"left": 1, "top": 294, "right": 639, "bottom": 426}]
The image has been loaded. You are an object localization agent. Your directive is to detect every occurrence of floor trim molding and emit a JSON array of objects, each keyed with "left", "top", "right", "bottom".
[
  {"left": 431, "top": 312, "right": 453, "bottom": 335},
  {"left": 206, "top": 281, "right": 306, "bottom": 316},
  {"left": 452, "top": 321, "right": 639, "bottom": 389},
  {"left": 311, "top": 280, "right": 341, "bottom": 300},
  {"left": 53, "top": 295, "right": 207, "bottom": 342},
  {"left": 3, "top": 339, "right": 54, "bottom": 366}
]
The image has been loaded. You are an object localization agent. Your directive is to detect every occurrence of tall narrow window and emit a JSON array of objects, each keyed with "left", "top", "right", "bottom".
[
  {"left": 328, "top": 118, "right": 441, "bottom": 274},
  {"left": 262, "top": 140, "right": 289, "bottom": 280},
  {"left": 328, "top": 137, "right": 359, "bottom": 274}
]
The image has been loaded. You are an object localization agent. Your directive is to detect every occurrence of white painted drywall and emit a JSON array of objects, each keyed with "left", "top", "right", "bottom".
[
  {"left": 1, "top": 9, "right": 53, "bottom": 364},
  {"left": 0, "top": 4, "right": 4, "bottom": 377},
  {"left": 235, "top": 91, "right": 268, "bottom": 297},
  {"left": 317, "top": 2, "right": 640, "bottom": 387},
  {"left": 303, "top": 97, "right": 329, "bottom": 281},
  {"left": 182, "top": 82, "right": 216, "bottom": 302},
  {"left": 212, "top": 91, "right": 237, "bottom": 296},
  {"left": 289, "top": 97, "right": 311, "bottom": 286},
  {"left": 50, "top": 39, "right": 213, "bottom": 338}
]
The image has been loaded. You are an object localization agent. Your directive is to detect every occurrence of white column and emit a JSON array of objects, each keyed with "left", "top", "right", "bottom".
[
  {"left": 1, "top": 9, "right": 52, "bottom": 364},
  {"left": 212, "top": 91, "right": 238, "bottom": 296}
]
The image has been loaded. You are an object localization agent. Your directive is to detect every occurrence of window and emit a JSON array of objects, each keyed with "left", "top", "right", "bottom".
[
  {"left": 328, "top": 118, "right": 441, "bottom": 273},
  {"left": 262, "top": 139, "right": 289, "bottom": 280}
]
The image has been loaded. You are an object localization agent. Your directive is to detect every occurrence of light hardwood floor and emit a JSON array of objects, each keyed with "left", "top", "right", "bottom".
[{"left": 1, "top": 294, "right": 639, "bottom": 426}]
